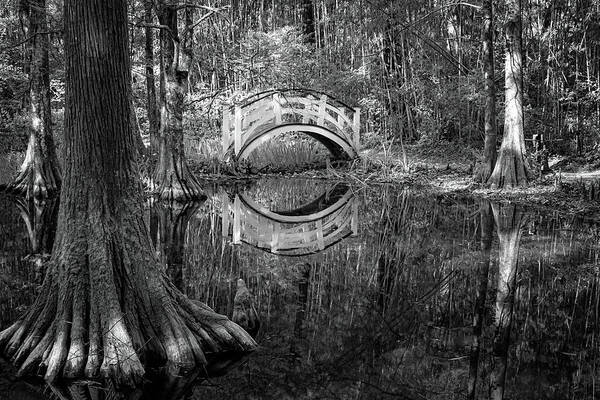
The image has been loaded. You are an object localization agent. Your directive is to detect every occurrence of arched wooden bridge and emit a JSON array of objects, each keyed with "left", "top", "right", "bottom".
[
  {"left": 220, "top": 184, "right": 358, "bottom": 256},
  {"left": 222, "top": 89, "right": 361, "bottom": 161}
]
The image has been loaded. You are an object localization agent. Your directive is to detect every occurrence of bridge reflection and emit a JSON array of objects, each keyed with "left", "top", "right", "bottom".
[{"left": 220, "top": 183, "right": 358, "bottom": 256}]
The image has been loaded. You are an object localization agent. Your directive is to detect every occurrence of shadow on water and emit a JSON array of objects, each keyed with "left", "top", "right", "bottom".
[{"left": 1, "top": 179, "right": 600, "bottom": 399}]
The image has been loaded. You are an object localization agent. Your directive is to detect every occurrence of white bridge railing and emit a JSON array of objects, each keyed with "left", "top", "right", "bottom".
[{"left": 222, "top": 89, "right": 361, "bottom": 160}]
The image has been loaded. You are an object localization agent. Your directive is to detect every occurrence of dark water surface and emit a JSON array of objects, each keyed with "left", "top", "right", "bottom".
[{"left": 1, "top": 178, "right": 599, "bottom": 399}]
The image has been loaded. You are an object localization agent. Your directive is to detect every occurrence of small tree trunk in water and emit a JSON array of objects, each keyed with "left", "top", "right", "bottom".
[
  {"left": 467, "top": 200, "right": 493, "bottom": 399},
  {"left": 489, "top": 203, "right": 524, "bottom": 399},
  {"left": 153, "top": 4, "right": 204, "bottom": 201},
  {"left": 0, "top": 0, "right": 255, "bottom": 386},
  {"left": 487, "top": 1, "right": 528, "bottom": 188},
  {"left": 145, "top": 0, "right": 159, "bottom": 152},
  {"left": 7, "top": 0, "right": 61, "bottom": 198},
  {"left": 474, "top": 0, "right": 497, "bottom": 183}
]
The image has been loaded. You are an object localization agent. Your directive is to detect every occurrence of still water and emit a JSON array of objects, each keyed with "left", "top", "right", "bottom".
[{"left": 1, "top": 178, "right": 599, "bottom": 399}]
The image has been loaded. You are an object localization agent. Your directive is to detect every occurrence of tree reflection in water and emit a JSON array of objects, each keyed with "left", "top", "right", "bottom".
[
  {"left": 1, "top": 180, "right": 600, "bottom": 399},
  {"left": 490, "top": 203, "right": 525, "bottom": 399}
]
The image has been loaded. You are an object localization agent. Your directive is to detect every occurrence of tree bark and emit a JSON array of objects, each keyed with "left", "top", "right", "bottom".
[
  {"left": 0, "top": 0, "right": 255, "bottom": 387},
  {"left": 489, "top": 203, "right": 524, "bottom": 399},
  {"left": 145, "top": 0, "right": 160, "bottom": 152},
  {"left": 474, "top": 0, "right": 497, "bottom": 183},
  {"left": 6, "top": 0, "right": 61, "bottom": 198},
  {"left": 467, "top": 200, "right": 493, "bottom": 399},
  {"left": 153, "top": 3, "right": 204, "bottom": 201},
  {"left": 487, "top": 1, "right": 528, "bottom": 188}
]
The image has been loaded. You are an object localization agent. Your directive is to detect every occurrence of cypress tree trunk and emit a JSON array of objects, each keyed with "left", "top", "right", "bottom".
[
  {"left": 474, "top": 0, "right": 497, "bottom": 183},
  {"left": 0, "top": 0, "right": 255, "bottom": 386},
  {"left": 7, "top": 0, "right": 61, "bottom": 198},
  {"left": 487, "top": 1, "right": 528, "bottom": 188},
  {"left": 145, "top": 0, "right": 159, "bottom": 151},
  {"left": 153, "top": 3, "right": 203, "bottom": 201},
  {"left": 489, "top": 203, "right": 524, "bottom": 399}
]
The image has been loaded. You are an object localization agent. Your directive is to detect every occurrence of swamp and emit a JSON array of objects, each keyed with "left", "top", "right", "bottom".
[{"left": 0, "top": 0, "right": 600, "bottom": 399}]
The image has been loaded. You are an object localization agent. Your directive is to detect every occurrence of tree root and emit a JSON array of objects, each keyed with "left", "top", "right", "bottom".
[
  {"left": 3, "top": 160, "right": 61, "bottom": 199},
  {"left": 0, "top": 223, "right": 256, "bottom": 387}
]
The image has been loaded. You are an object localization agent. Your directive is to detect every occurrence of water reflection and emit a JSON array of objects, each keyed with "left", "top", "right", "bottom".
[
  {"left": 151, "top": 201, "right": 201, "bottom": 290},
  {"left": 222, "top": 182, "right": 358, "bottom": 256},
  {"left": 467, "top": 200, "right": 493, "bottom": 399},
  {"left": 1, "top": 180, "right": 600, "bottom": 399}
]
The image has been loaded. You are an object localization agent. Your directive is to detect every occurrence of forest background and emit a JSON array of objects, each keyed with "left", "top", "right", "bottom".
[{"left": 1, "top": 0, "right": 599, "bottom": 197}]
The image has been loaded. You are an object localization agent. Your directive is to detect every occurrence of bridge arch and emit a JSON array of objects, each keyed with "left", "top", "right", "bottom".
[
  {"left": 221, "top": 89, "right": 361, "bottom": 163},
  {"left": 237, "top": 123, "right": 357, "bottom": 161}
]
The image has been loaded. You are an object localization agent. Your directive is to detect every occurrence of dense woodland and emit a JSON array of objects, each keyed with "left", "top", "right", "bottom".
[{"left": 1, "top": 0, "right": 600, "bottom": 195}]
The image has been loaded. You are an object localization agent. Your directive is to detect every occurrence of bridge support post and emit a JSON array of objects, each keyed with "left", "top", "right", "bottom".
[
  {"left": 222, "top": 108, "right": 231, "bottom": 156},
  {"left": 234, "top": 106, "right": 242, "bottom": 156},
  {"left": 351, "top": 200, "right": 359, "bottom": 237},
  {"left": 221, "top": 192, "right": 230, "bottom": 238},
  {"left": 273, "top": 93, "right": 282, "bottom": 124},
  {"left": 353, "top": 107, "right": 361, "bottom": 151},
  {"left": 317, "top": 95, "right": 328, "bottom": 126},
  {"left": 233, "top": 195, "right": 241, "bottom": 244}
]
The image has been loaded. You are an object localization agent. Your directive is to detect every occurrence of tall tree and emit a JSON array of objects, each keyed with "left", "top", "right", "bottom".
[
  {"left": 153, "top": 2, "right": 203, "bottom": 201},
  {"left": 145, "top": 0, "right": 160, "bottom": 151},
  {"left": 474, "top": 0, "right": 497, "bottom": 183},
  {"left": 487, "top": 0, "right": 528, "bottom": 188},
  {"left": 6, "top": 0, "right": 61, "bottom": 198},
  {"left": 0, "top": 0, "right": 255, "bottom": 386}
]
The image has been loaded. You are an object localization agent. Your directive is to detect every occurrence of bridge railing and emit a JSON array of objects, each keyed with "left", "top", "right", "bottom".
[
  {"left": 222, "top": 89, "right": 360, "bottom": 158},
  {"left": 220, "top": 192, "right": 359, "bottom": 256}
]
